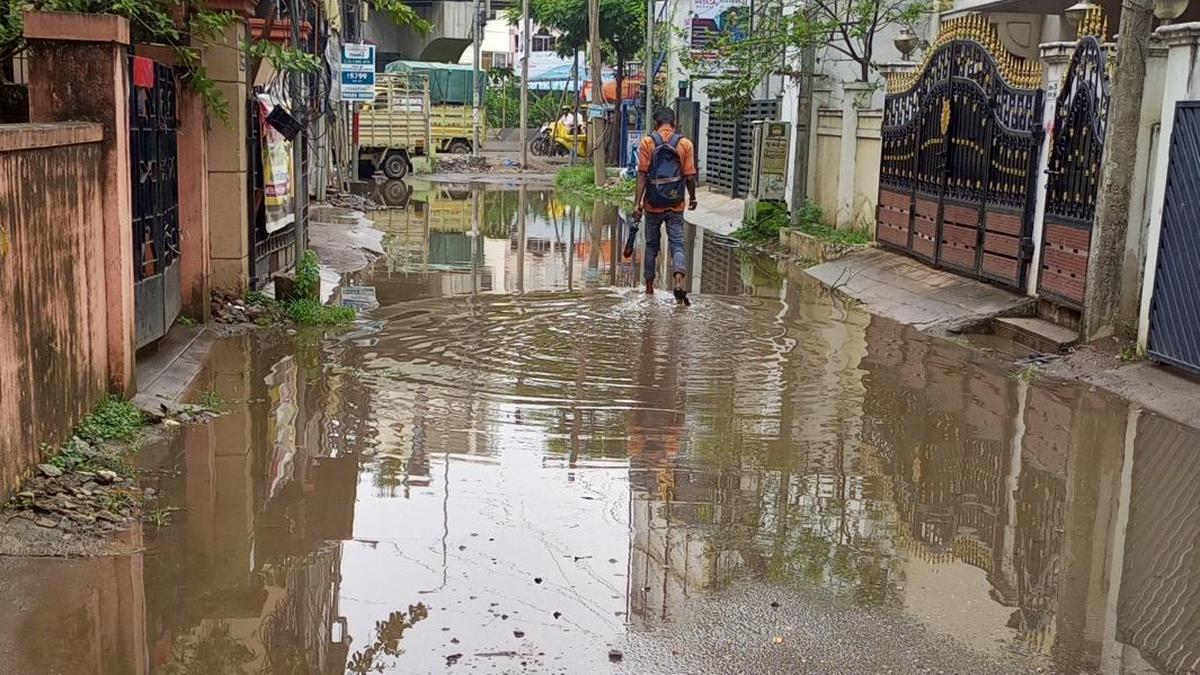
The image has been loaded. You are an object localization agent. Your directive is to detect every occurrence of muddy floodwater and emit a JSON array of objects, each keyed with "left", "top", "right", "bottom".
[{"left": 2, "top": 183, "right": 1199, "bottom": 674}]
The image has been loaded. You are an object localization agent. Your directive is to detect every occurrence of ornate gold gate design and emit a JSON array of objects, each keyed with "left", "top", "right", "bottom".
[{"left": 877, "top": 18, "right": 1045, "bottom": 290}]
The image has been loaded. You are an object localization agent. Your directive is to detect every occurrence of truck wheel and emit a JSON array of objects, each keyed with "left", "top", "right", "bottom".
[
  {"left": 447, "top": 140, "right": 472, "bottom": 154},
  {"left": 381, "top": 179, "right": 410, "bottom": 207},
  {"left": 382, "top": 153, "right": 409, "bottom": 179}
]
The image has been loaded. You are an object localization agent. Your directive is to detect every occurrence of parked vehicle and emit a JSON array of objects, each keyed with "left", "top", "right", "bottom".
[
  {"left": 385, "top": 60, "right": 483, "bottom": 154},
  {"left": 357, "top": 72, "right": 485, "bottom": 180},
  {"left": 357, "top": 73, "right": 432, "bottom": 179},
  {"left": 529, "top": 120, "right": 587, "bottom": 157}
]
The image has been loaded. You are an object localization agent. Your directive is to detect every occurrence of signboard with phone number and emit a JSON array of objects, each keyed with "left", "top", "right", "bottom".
[{"left": 341, "top": 44, "right": 376, "bottom": 102}]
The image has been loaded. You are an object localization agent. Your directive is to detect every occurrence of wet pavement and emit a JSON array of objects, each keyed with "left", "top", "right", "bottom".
[{"left": 2, "top": 184, "right": 1199, "bottom": 674}]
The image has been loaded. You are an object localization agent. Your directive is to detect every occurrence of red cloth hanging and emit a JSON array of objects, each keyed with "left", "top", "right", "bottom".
[{"left": 131, "top": 56, "right": 155, "bottom": 89}]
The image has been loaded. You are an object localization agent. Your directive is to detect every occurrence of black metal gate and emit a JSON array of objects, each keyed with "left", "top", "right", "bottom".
[
  {"left": 1146, "top": 101, "right": 1200, "bottom": 374},
  {"left": 705, "top": 98, "right": 778, "bottom": 198},
  {"left": 877, "top": 18, "right": 1044, "bottom": 291},
  {"left": 130, "top": 56, "right": 180, "bottom": 348},
  {"left": 1039, "top": 20, "right": 1110, "bottom": 310}
]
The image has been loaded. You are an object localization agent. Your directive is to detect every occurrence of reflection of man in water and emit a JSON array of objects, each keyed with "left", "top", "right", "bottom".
[{"left": 627, "top": 315, "right": 685, "bottom": 462}]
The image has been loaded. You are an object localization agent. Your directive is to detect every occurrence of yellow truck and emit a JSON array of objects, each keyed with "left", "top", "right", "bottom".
[{"left": 357, "top": 73, "right": 482, "bottom": 179}]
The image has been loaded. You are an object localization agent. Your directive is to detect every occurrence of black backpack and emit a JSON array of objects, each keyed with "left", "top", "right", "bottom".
[{"left": 645, "top": 132, "right": 685, "bottom": 208}]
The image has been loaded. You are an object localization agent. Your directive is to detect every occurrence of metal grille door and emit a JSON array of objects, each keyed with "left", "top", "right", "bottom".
[
  {"left": 130, "top": 56, "right": 180, "bottom": 348},
  {"left": 1147, "top": 102, "right": 1200, "bottom": 374},
  {"left": 705, "top": 99, "right": 779, "bottom": 198},
  {"left": 1039, "top": 35, "right": 1109, "bottom": 309}
]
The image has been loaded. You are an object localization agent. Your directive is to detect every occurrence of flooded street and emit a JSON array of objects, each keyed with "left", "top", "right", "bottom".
[{"left": 3, "top": 183, "right": 1199, "bottom": 674}]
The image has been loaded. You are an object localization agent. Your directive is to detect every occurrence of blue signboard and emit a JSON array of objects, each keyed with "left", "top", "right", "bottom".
[{"left": 341, "top": 44, "right": 376, "bottom": 102}]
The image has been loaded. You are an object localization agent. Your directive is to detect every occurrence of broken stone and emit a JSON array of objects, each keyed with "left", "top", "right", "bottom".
[
  {"left": 16, "top": 491, "right": 35, "bottom": 500},
  {"left": 34, "top": 517, "right": 58, "bottom": 528},
  {"left": 534, "top": 577, "right": 543, "bottom": 584},
  {"left": 96, "top": 510, "right": 123, "bottom": 523},
  {"left": 445, "top": 654, "right": 463, "bottom": 666},
  {"left": 608, "top": 649, "right": 623, "bottom": 662},
  {"left": 96, "top": 470, "right": 119, "bottom": 484},
  {"left": 38, "top": 464, "right": 62, "bottom": 478},
  {"left": 513, "top": 630, "right": 525, "bottom": 638},
  {"left": 69, "top": 512, "right": 96, "bottom": 524}
]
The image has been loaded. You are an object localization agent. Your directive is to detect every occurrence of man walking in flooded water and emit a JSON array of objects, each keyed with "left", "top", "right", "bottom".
[{"left": 629, "top": 107, "right": 698, "bottom": 303}]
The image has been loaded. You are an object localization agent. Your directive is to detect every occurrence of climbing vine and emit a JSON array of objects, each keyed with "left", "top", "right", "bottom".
[{"left": 0, "top": 0, "right": 429, "bottom": 123}]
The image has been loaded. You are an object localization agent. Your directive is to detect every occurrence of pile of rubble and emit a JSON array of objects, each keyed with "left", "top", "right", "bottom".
[
  {"left": 5, "top": 440, "right": 150, "bottom": 536},
  {"left": 325, "top": 191, "right": 383, "bottom": 212},
  {"left": 211, "top": 292, "right": 272, "bottom": 325},
  {"left": 434, "top": 155, "right": 491, "bottom": 173}
]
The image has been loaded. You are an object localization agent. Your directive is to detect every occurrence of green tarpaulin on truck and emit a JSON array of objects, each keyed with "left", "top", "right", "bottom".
[{"left": 383, "top": 61, "right": 474, "bottom": 105}]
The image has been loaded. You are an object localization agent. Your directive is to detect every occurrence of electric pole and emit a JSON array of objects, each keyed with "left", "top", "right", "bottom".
[
  {"left": 645, "top": 0, "right": 653, "bottom": 131},
  {"left": 589, "top": 0, "right": 605, "bottom": 186},
  {"left": 520, "top": 0, "right": 530, "bottom": 168},
  {"left": 472, "top": 0, "right": 483, "bottom": 157},
  {"left": 790, "top": 42, "right": 815, "bottom": 226}
]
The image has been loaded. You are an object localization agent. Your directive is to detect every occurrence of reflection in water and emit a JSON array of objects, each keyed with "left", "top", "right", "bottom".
[{"left": 2, "top": 187, "right": 1199, "bottom": 674}]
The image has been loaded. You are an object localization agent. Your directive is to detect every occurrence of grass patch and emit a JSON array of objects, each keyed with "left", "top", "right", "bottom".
[
  {"left": 238, "top": 252, "right": 358, "bottom": 327},
  {"left": 1119, "top": 343, "right": 1143, "bottom": 363},
  {"left": 555, "top": 166, "right": 635, "bottom": 202},
  {"left": 286, "top": 299, "right": 357, "bottom": 326},
  {"left": 734, "top": 200, "right": 872, "bottom": 246},
  {"left": 1008, "top": 365, "right": 1040, "bottom": 382},
  {"left": 48, "top": 439, "right": 132, "bottom": 475},
  {"left": 196, "top": 387, "right": 228, "bottom": 411},
  {"left": 797, "top": 221, "right": 873, "bottom": 246},
  {"left": 76, "top": 396, "right": 144, "bottom": 445},
  {"left": 733, "top": 201, "right": 791, "bottom": 243},
  {"left": 295, "top": 249, "right": 321, "bottom": 300}
]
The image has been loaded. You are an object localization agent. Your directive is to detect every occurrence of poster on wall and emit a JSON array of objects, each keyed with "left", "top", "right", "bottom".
[
  {"left": 690, "top": 0, "right": 748, "bottom": 53},
  {"left": 258, "top": 97, "right": 295, "bottom": 234}
]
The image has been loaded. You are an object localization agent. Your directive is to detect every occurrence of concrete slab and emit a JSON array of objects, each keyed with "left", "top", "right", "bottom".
[
  {"left": 134, "top": 325, "right": 214, "bottom": 406},
  {"left": 686, "top": 187, "right": 745, "bottom": 236},
  {"left": 805, "top": 248, "right": 1034, "bottom": 334},
  {"left": 994, "top": 317, "right": 1079, "bottom": 353}
]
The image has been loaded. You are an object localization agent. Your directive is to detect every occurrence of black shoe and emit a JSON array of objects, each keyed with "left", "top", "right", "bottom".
[{"left": 674, "top": 288, "right": 690, "bottom": 306}]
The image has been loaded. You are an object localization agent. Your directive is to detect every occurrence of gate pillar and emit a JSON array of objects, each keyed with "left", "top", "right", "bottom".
[
  {"left": 24, "top": 11, "right": 136, "bottom": 396},
  {"left": 1029, "top": 42, "right": 1076, "bottom": 298},
  {"left": 200, "top": 2, "right": 254, "bottom": 293}
]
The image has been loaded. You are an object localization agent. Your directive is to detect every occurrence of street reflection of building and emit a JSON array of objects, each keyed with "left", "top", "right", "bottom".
[
  {"left": 857, "top": 316, "right": 1158, "bottom": 667},
  {"left": 142, "top": 334, "right": 364, "bottom": 674},
  {"left": 0, "top": 546, "right": 149, "bottom": 674},
  {"left": 1116, "top": 413, "right": 1200, "bottom": 675},
  {"left": 626, "top": 282, "right": 885, "bottom": 625},
  {"left": 698, "top": 231, "right": 746, "bottom": 296}
]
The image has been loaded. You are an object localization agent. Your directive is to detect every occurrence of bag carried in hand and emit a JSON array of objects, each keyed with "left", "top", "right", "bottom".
[{"left": 645, "top": 132, "right": 686, "bottom": 208}]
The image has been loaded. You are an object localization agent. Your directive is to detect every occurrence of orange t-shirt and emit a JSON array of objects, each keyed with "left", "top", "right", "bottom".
[{"left": 637, "top": 126, "right": 697, "bottom": 213}]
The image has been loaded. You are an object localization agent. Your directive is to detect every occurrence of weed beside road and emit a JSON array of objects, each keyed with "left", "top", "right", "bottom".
[
  {"left": 734, "top": 200, "right": 871, "bottom": 246},
  {"left": 555, "top": 166, "right": 635, "bottom": 203}
]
